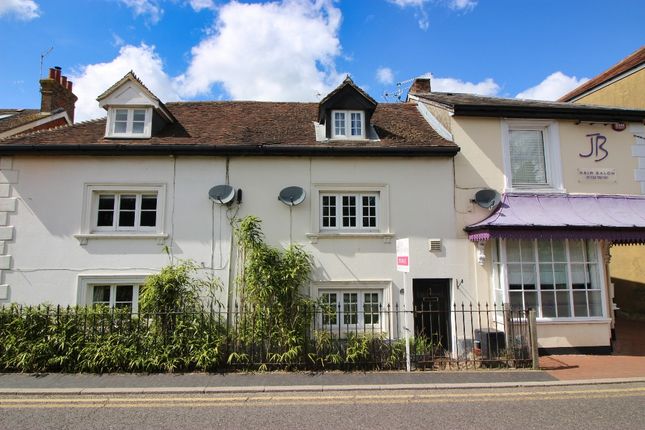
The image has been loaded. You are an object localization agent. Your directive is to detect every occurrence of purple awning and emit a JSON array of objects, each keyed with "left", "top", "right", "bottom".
[{"left": 465, "top": 193, "right": 645, "bottom": 244}]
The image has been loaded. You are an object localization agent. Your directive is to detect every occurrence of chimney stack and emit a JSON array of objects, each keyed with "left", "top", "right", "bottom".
[
  {"left": 40, "top": 66, "right": 78, "bottom": 123},
  {"left": 409, "top": 76, "right": 431, "bottom": 94}
]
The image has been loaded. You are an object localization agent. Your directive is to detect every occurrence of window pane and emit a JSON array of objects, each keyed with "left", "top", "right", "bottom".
[
  {"left": 118, "top": 195, "right": 136, "bottom": 227},
  {"left": 509, "top": 130, "right": 547, "bottom": 185},
  {"left": 334, "top": 112, "right": 345, "bottom": 136},
  {"left": 585, "top": 241, "right": 597, "bottom": 262},
  {"left": 554, "top": 263, "right": 568, "bottom": 289},
  {"left": 140, "top": 195, "right": 157, "bottom": 227},
  {"left": 321, "top": 293, "right": 337, "bottom": 325},
  {"left": 115, "top": 285, "right": 133, "bottom": 302},
  {"left": 521, "top": 264, "right": 536, "bottom": 289},
  {"left": 350, "top": 112, "right": 362, "bottom": 136},
  {"left": 552, "top": 240, "right": 566, "bottom": 261},
  {"left": 571, "top": 264, "right": 587, "bottom": 289},
  {"left": 541, "top": 291, "right": 556, "bottom": 317},
  {"left": 364, "top": 293, "right": 379, "bottom": 325},
  {"left": 524, "top": 291, "right": 538, "bottom": 311},
  {"left": 321, "top": 195, "right": 336, "bottom": 228},
  {"left": 569, "top": 240, "right": 584, "bottom": 262},
  {"left": 556, "top": 291, "right": 571, "bottom": 317},
  {"left": 506, "top": 239, "right": 521, "bottom": 262},
  {"left": 132, "top": 110, "right": 146, "bottom": 121},
  {"left": 92, "top": 285, "right": 111, "bottom": 304},
  {"left": 509, "top": 291, "right": 524, "bottom": 309},
  {"left": 114, "top": 109, "right": 128, "bottom": 133},
  {"left": 342, "top": 195, "right": 356, "bottom": 227},
  {"left": 141, "top": 195, "right": 157, "bottom": 210},
  {"left": 537, "top": 240, "right": 552, "bottom": 262},
  {"left": 343, "top": 293, "right": 357, "bottom": 325},
  {"left": 588, "top": 291, "right": 602, "bottom": 317},
  {"left": 362, "top": 195, "right": 377, "bottom": 228},
  {"left": 573, "top": 291, "right": 588, "bottom": 317},
  {"left": 507, "top": 264, "right": 522, "bottom": 289},
  {"left": 97, "top": 195, "right": 115, "bottom": 227},
  {"left": 520, "top": 240, "right": 534, "bottom": 261},
  {"left": 539, "top": 263, "right": 554, "bottom": 289}
]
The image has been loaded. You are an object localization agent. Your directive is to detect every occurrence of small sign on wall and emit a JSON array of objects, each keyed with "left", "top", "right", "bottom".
[
  {"left": 396, "top": 238, "right": 410, "bottom": 272},
  {"left": 577, "top": 168, "right": 616, "bottom": 182}
]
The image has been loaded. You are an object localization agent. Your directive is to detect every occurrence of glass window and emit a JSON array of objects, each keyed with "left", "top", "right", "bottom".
[
  {"left": 499, "top": 239, "right": 603, "bottom": 319},
  {"left": 350, "top": 112, "right": 362, "bottom": 136},
  {"left": 109, "top": 108, "right": 148, "bottom": 137},
  {"left": 509, "top": 129, "right": 547, "bottom": 186},
  {"left": 132, "top": 109, "right": 146, "bottom": 134},
  {"left": 94, "top": 192, "right": 158, "bottom": 232},
  {"left": 113, "top": 109, "right": 128, "bottom": 134},
  {"left": 91, "top": 284, "right": 138, "bottom": 311},
  {"left": 320, "top": 193, "right": 378, "bottom": 231},
  {"left": 319, "top": 290, "right": 382, "bottom": 328},
  {"left": 334, "top": 112, "right": 346, "bottom": 136},
  {"left": 331, "top": 110, "right": 364, "bottom": 139}
]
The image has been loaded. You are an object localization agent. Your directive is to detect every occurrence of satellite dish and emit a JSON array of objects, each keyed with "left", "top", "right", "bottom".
[
  {"left": 278, "top": 186, "right": 306, "bottom": 206},
  {"left": 473, "top": 189, "right": 501, "bottom": 210},
  {"left": 209, "top": 185, "right": 235, "bottom": 205}
]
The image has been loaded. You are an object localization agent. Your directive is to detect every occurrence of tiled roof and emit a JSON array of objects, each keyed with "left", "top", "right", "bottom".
[
  {"left": 414, "top": 92, "right": 645, "bottom": 122},
  {"left": 558, "top": 46, "right": 645, "bottom": 102},
  {"left": 0, "top": 102, "right": 457, "bottom": 155},
  {"left": 0, "top": 109, "right": 43, "bottom": 134}
]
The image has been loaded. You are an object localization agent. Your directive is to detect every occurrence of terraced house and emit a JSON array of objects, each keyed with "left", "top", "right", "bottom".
[{"left": 1, "top": 70, "right": 643, "bottom": 356}]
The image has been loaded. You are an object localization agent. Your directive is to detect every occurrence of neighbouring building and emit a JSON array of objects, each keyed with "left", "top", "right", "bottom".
[
  {"left": 559, "top": 46, "right": 645, "bottom": 318},
  {"left": 0, "top": 67, "right": 77, "bottom": 139},
  {"left": 409, "top": 77, "right": 645, "bottom": 353}
]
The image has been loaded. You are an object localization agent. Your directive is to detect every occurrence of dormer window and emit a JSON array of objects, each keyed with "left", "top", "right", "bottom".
[
  {"left": 107, "top": 107, "right": 151, "bottom": 138},
  {"left": 332, "top": 110, "right": 364, "bottom": 139}
]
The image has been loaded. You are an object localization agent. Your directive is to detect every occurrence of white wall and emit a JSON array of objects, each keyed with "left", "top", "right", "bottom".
[{"left": 2, "top": 155, "right": 472, "bottom": 315}]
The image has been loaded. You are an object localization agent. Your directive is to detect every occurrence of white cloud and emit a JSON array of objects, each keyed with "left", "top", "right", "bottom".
[
  {"left": 70, "top": 44, "right": 180, "bottom": 121},
  {"left": 176, "top": 0, "right": 343, "bottom": 101},
  {"left": 386, "top": 0, "right": 429, "bottom": 30},
  {"left": 447, "top": 0, "right": 477, "bottom": 11},
  {"left": 376, "top": 67, "right": 394, "bottom": 85},
  {"left": 427, "top": 74, "right": 500, "bottom": 96},
  {"left": 515, "top": 71, "right": 589, "bottom": 101},
  {"left": 119, "top": 0, "right": 163, "bottom": 24},
  {"left": 187, "top": 0, "right": 215, "bottom": 11},
  {"left": 0, "top": 0, "right": 40, "bottom": 20}
]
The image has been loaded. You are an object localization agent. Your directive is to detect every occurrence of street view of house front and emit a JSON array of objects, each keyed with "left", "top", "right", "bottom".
[{"left": 0, "top": 60, "right": 644, "bottom": 361}]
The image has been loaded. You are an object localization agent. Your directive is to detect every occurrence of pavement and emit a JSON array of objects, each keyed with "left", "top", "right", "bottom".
[{"left": 0, "top": 354, "right": 643, "bottom": 395}]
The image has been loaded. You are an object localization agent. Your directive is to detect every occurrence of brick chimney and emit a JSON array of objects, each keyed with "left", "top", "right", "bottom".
[
  {"left": 40, "top": 66, "right": 78, "bottom": 123},
  {"left": 409, "top": 76, "right": 431, "bottom": 94}
]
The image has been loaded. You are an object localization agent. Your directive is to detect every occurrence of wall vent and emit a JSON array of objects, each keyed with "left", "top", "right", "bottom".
[{"left": 428, "top": 239, "right": 442, "bottom": 252}]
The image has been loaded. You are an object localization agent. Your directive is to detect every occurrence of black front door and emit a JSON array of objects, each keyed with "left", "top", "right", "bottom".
[{"left": 412, "top": 279, "right": 451, "bottom": 351}]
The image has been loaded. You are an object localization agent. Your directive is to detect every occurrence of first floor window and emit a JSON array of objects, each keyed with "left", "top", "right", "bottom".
[
  {"left": 509, "top": 129, "right": 547, "bottom": 186},
  {"left": 321, "top": 192, "right": 378, "bottom": 230},
  {"left": 91, "top": 284, "right": 140, "bottom": 312},
  {"left": 494, "top": 238, "right": 603, "bottom": 318},
  {"left": 95, "top": 192, "right": 158, "bottom": 232},
  {"left": 318, "top": 290, "right": 382, "bottom": 328}
]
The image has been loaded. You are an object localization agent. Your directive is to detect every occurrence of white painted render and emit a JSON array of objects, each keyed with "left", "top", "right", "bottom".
[{"left": 1, "top": 155, "right": 474, "bottom": 325}]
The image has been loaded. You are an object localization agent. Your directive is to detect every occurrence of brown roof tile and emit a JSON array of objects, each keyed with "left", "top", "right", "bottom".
[
  {"left": 558, "top": 46, "right": 645, "bottom": 102},
  {"left": 0, "top": 102, "right": 457, "bottom": 155},
  {"left": 0, "top": 109, "right": 42, "bottom": 134}
]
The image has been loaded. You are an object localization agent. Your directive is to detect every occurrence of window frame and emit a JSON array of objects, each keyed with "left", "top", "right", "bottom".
[
  {"left": 331, "top": 110, "right": 366, "bottom": 140},
  {"left": 312, "top": 281, "right": 392, "bottom": 334},
  {"left": 94, "top": 192, "right": 159, "bottom": 233},
  {"left": 320, "top": 192, "right": 379, "bottom": 231},
  {"left": 105, "top": 107, "right": 152, "bottom": 138},
  {"left": 77, "top": 184, "right": 167, "bottom": 244},
  {"left": 501, "top": 119, "right": 564, "bottom": 192},
  {"left": 77, "top": 274, "right": 150, "bottom": 313},
  {"left": 309, "top": 184, "right": 392, "bottom": 242},
  {"left": 492, "top": 238, "right": 607, "bottom": 321}
]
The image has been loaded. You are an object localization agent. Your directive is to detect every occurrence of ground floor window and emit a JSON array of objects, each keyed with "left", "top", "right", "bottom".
[
  {"left": 318, "top": 290, "right": 383, "bottom": 329},
  {"left": 493, "top": 239, "right": 604, "bottom": 318},
  {"left": 91, "top": 284, "right": 140, "bottom": 311}
]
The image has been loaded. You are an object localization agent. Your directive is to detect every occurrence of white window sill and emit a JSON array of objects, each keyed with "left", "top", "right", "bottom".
[
  {"left": 536, "top": 318, "right": 610, "bottom": 325},
  {"left": 505, "top": 186, "right": 566, "bottom": 194},
  {"left": 306, "top": 232, "right": 394, "bottom": 244},
  {"left": 74, "top": 233, "right": 168, "bottom": 246}
]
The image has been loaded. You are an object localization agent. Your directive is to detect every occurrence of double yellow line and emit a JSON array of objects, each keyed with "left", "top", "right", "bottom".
[{"left": 1, "top": 387, "right": 643, "bottom": 409}]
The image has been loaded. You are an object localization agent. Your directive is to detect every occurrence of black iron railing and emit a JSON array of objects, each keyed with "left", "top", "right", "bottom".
[{"left": 0, "top": 303, "right": 534, "bottom": 373}]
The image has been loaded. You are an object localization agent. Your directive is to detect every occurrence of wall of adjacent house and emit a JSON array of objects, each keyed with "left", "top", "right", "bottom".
[
  {"left": 570, "top": 69, "right": 645, "bottom": 110},
  {"left": 446, "top": 115, "right": 643, "bottom": 348},
  {"left": 1, "top": 155, "right": 474, "bottom": 322}
]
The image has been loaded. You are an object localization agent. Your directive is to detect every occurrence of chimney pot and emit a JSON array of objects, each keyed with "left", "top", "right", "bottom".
[
  {"left": 67, "top": 81, "right": 73, "bottom": 91},
  {"left": 48, "top": 68, "right": 56, "bottom": 79},
  {"left": 61, "top": 76, "right": 67, "bottom": 87}
]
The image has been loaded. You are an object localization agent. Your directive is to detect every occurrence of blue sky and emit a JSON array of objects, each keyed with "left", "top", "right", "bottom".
[{"left": 1, "top": 0, "right": 643, "bottom": 121}]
